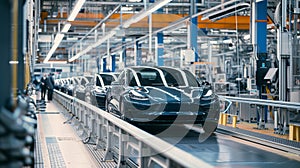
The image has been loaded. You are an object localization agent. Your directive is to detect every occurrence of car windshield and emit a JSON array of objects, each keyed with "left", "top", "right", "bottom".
[
  {"left": 133, "top": 68, "right": 164, "bottom": 86},
  {"left": 101, "top": 74, "right": 115, "bottom": 85},
  {"left": 183, "top": 70, "right": 200, "bottom": 87},
  {"left": 160, "top": 67, "right": 186, "bottom": 87}
]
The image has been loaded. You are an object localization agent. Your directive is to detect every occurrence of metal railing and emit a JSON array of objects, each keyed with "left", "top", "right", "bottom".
[
  {"left": 53, "top": 90, "right": 213, "bottom": 168},
  {"left": 220, "top": 96, "right": 300, "bottom": 110},
  {"left": 220, "top": 95, "right": 300, "bottom": 134}
]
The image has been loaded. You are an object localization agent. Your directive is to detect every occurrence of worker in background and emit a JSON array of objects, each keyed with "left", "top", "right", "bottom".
[
  {"left": 46, "top": 73, "right": 55, "bottom": 102},
  {"left": 33, "top": 76, "right": 41, "bottom": 102},
  {"left": 40, "top": 73, "right": 48, "bottom": 101}
]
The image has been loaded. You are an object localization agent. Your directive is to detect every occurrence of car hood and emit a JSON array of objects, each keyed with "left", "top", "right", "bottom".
[{"left": 142, "top": 86, "right": 204, "bottom": 102}]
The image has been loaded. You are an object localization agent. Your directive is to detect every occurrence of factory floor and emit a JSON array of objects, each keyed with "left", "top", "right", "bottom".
[
  {"left": 34, "top": 97, "right": 98, "bottom": 168},
  {"left": 232, "top": 121, "right": 289, "bottom": 140}
]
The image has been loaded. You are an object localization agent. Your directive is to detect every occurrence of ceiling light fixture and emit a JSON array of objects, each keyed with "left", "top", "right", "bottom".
[
  {"left": 123, "top": 0, "right": 172, "bottom": 28},
  {"left": 69, "top": 30, "right": 117, "bottom": 62},
  {"left": 61, "top": 23, "right": 71, "bottom": 33},
  {"left": 44, "top": 0, "right": 86, "bottom": 63},
  {"left": 67, "top": 0, "right": 86, "bottom": 21},
  {"left": 53, "top": 33, "right": 64, "bottom": 44},
  {"left": 44, "top": 33, "right": 64, "bottom": 63},
  {"left": 201, "top": 2, "right": 249, "bottom": 21},
  {"left": 69, "top": 0, "right": 172, "bottom": 62}
]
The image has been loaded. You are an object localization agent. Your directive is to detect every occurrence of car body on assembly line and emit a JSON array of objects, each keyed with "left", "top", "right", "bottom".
[
  {"left": 105, "top": 66, "right": 220, "bottom": 128},
  {"left": 74, "top": 75, "right": 93, "bottom": 101},
  {"left": 84, "top": 73, "right": 119, "bottom": 109},
  {"left": 67, "top": 76, "right": 81, "bottom": 96}
]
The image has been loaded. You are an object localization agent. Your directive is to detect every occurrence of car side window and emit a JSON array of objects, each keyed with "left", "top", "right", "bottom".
[
  {"left": 183, "top": 70, "right": 200, "bottom": 87},
  {"left": 96, "top": 77, "right": 101, "bottom": 86},
  {"left": 128, "top": 70, "right": 137, "bottom": 86}
]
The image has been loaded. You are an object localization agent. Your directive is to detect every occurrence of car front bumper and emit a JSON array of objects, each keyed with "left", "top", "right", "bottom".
[{"left": 122, "top": 97, "right": 220, "bottom": 125}]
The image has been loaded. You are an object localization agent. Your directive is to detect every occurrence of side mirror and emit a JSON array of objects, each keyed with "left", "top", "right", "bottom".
[{"left": 111, "top": 81, "right": 120, "bottom": 86}]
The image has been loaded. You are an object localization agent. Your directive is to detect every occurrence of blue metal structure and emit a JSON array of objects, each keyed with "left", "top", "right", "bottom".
[
  {"left": 157, "top": 32, "right": 164, "bottom": 66},
  {"left": 103, "top": 57, "right": 107, "bottom": 72},
  {"left": 111, "top": 54, "right": 116, "bottom": 72},
  {"left": 122, "top": 37, "right": 126, "bottom": 67},
  {"left": 190, "top": 0, "right": 198, "bottom": 62},
  {"left": 254, "top": 0, "right": 268, "bottom": 125}
]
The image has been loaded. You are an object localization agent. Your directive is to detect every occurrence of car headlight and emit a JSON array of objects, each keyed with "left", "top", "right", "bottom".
[{"left": 129, "top": 90, "right": 149, "bottom": 101}]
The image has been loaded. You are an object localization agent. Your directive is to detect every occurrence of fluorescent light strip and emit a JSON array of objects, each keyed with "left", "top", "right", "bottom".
[
  {"left": 197, "top": 0, "right": 241, "bottom": 16},
  {"left": 61, "top": 23, "right": 71, "bottom": 33},
  {"left": 69, "top": 0, "right": 172, "bottom": 62},
  {"left": 54, "top": 33, "right": 64, "bottom": 44},
  {"left": 201, "top": 2, "right": 250, "bottom": 21},
  {"left": 123, "top": 0, "right": 172, "bottom": 28},
  {"left": 44, "top": 0, "right": 85, "bottom": 63},
  {"left": 68, "top": 0, "right": 86, "bottom": 21},
  {"left": 44, "top": 33, "right": 64, "bottom": 63},
  {"left": 9, "top": 61, "right": 19, "bottom": 64},
  {"left": 69, "top": 29, "right": 117, "bottom": 62}
]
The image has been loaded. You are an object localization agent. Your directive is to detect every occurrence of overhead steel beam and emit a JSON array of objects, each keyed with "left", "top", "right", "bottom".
[{"left": 85, "top": 1, "right": 205, "bottom": 7}]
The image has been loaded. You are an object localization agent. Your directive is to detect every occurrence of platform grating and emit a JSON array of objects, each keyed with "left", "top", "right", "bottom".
[
  {"left": 85, "top": 144, "right": 117, "bottom": 168},
  {"left": 57, "top": 137, "right": 76, "bottom": 141},
  {"left": 54, "top": 101, "right": 116, "bottom": 168},
  {"left": 45, "top": 137, "right": 66, "bottom": 168},
  {"left": 218, "top": 125, "right": 300, "bottom": 149},
  {"left": 34, "top": 131, "right": 44, "bottom": 168}
]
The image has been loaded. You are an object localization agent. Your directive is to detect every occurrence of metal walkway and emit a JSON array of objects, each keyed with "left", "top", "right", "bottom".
[{"left": 34, "top": 98, "right": 115, "bottom": 168}]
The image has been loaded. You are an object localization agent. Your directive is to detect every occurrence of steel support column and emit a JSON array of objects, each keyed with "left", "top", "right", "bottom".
[
  {"left": 107, "top": 38, "right": 111, "bottom": 71},
  {"left": 96, "top": 56, "right": 100, "bottom": 73},
  {"left": 18, "top": 0, "right": 25, "bottom": 90},
  {"left": 103, "top": 58, "right": 108, "bottom": 72},
  {"left": 157, "top": 32, "right": 164, "bottom": 66},
  {"left": 190, "top": 0, "right": 198, "bottom": 62},
  {"left": 0, "top": 1, "right": 12, "bottom": 109},
  {"left": 32, "top": 0, "right": 39, "bottom": 72},
  {"left": 278, "top": 0, "right": 289, "bottom": 102},
  {"left": 276, "top": 0, "right": 290, "bottom": 134},
  {"left": 111, "top": 54, "right": 116, "bottom": 72},
  {"left": 135, "top": 40, "right": 142, "bottom": 66},
  {"left": 255, "top": 1, "right": 267, "bottom": 54},
  {"left": 252, "top": 0, "right": 268, "bottom": 127},
  {"left": 122, "top": 37, "right": 126, "bottom": 67}
]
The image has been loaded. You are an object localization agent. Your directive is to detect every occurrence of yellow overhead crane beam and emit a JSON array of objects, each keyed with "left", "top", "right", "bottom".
[
  {"left": 198, "top": 15, "right": 250, "bottom": 30},
  {"left": 106, "top": 13, "right": 184, "bottom": 28},
  {"left": 198, "top": 15, "right": 272, "bottom": 30},
  {"left": 40, "top": 11, "right": 272, "bottom": 30},
  {"left": 106, "top": 13, "right": 272, "bottom": 30}
]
